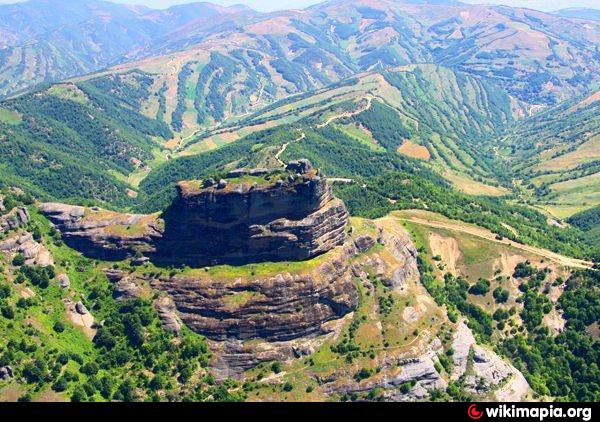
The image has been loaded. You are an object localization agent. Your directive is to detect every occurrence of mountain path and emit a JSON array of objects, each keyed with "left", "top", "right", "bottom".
[
  {"left": 275, "top": 132, "right": 306, "bottom": 167},
  {"left": 316, "top": 95, "right": 373, "bottom": 129}
]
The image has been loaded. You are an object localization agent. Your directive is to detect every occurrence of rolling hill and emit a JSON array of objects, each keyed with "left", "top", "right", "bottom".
[
  {"left": 0, "top": 71, "right": 172, "bottom": 207},
  {"left": 1, "top": 0, "right": 599, "bottom": 109},
  {"left": 553, "top": 8, "right": 600, "bottom": 21},
  {"left": 178, "top": 64, "right": 513, "bottom": 194}
]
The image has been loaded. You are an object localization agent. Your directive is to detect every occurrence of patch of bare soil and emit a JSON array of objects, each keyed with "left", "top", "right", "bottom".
[
  {"left": 429, "top": 232, "right": 460, "bottom": 274},
  {"left": 397, "top": 140, "right": 430, "bottom": 160}
]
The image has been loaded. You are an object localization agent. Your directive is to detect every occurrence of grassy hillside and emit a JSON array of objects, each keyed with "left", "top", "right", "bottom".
[
  {"left": 494, "top": 91, "right": 600, "bottom": 219},
  {"left": 16, "top": 0, "right": 593, "bottom": 149},
  {"left": 0, "top": 71, "right": 172, "bottom": 207},
  {"left": 0, "top": 0, "right": 254, "bottom": 99},
  {"left": 180, "top": 65, "right": 513, "bottom": 194}
]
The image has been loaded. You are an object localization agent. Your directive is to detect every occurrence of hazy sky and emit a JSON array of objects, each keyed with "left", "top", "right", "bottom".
[{"left": 0, "top": 0, "right": 598, "bottom": 13}]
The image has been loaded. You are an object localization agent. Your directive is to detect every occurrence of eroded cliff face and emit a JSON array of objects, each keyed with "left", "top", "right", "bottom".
[
  {"left": 39, "top": 160, "right": 349, "bottom": 267},
  {"left": 37, "top": 204, "right": 161, "bottom": 260},
  {"left": 157, "top": 161, "right": 348, "bottom": 266},
  {"left": 155, "top": 239, "right": 361, "bottom": 342}
]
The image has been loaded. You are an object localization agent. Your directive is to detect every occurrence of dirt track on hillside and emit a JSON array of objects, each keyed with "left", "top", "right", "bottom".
[{"left": 381, "top": 211, "right": 593, "bottom": 269}]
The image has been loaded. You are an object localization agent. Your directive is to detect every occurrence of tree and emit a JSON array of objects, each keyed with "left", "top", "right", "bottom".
[
  {"left": 493, "top": 287, "right": 509, "bottom": 303},
  {"left": 12, "top": 254, "right": 25, "bottom": 267},
  {"left": 71, "top": 386, "right": 86, "bottom": 402},
  {"left": 80, "top": 362, "right": 99, "bottom": 376},
  {"left": 469, "top": 278, "right": 491, "bottom": 295}
]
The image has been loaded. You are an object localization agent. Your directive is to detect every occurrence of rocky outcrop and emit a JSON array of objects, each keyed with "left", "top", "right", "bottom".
[
  {"left": 113, "top": 278, "right": 141, "bottom": 301},
  {"left": 0, "top": 231, "right": 53, "bottom": 267},
  {"left": 451, "top": 321, "right": 531, "bottom": 400},
  {"left": 0, "top": 366, "right": 13, "bottom": 381},
  {"left": 173, "top": 224, "right": 420, "bottom": 377},
  {"left": 155, "top": 296, "right": 183, "bottom": 333},
  {"left": 0, "top": 206, "right": 29, "bottom": 234},
  {"left": 58, "top": 274, "right": 70, "bottom": 289},
  {"left": 40, "top": 160, "right": 349, "bottom": 267},
  {"left": 38, "top": 203, "right": 161, "bottom": 261},
  {"left": 154, "top": 239, "right": 361, "bottom": 342}
]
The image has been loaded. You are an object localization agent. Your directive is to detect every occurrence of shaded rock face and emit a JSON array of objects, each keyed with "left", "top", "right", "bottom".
[
  {"left": 153, "top": 240, "right": 361, "bottom": 342},
  {"left": 40, "top": 160, "right": 349, "bottom": 267},
  {"left": 157, "top": 161, "right": 347, "bottom": 266}
]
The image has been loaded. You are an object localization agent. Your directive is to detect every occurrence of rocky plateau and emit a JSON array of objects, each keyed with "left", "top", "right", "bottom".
[{"left": 39, "top": 160, "right": 348, "bottom": 267}]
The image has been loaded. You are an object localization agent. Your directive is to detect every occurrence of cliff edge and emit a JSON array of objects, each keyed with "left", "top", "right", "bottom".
[{"left": 39, "top": 160, "right": 349, "bottom": 267}]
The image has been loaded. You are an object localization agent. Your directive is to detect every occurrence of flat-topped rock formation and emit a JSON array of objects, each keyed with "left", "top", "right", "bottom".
[
  {"left": 39, "top": 160, "right": 349, "bottom": 267},
  {"left": 158, "top": 160, "right": 348, "bottom": 265}
]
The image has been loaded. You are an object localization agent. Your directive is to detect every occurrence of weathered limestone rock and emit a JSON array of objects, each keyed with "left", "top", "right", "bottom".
[
  {"left": 75, "top": 301, "right": 89, "bottom": 315},
  {"left": 0, "top": 230, "right": 54, "bottom": 268},
  {"left": 38, "top": 203, "right": 161, "bottom": 261},
  {"left": 354, "top": 235, "right": 376, "bottom": 253},
  {"left": 113, "top": 278, "right": 141, "bottom": 301},
  {"left": 158, "top": 160, "right": 348, "bottom": 266},
  {"left": 451, "top": 320, "right": 531, "bottom": 400},
  {"left": 0, "top": 206, "right": 29, "bottom": 233},
  {"left": 154, "top": 239, "right": 361, "bottom": 342},
  {"left": 40, "top": 161, "right": 349, "bottom": 267},
  {"left": 103, "top": 268, "right": 125, "bottom": 283},
  {"left": 0, "top": 365, "right": 13, "bottom": 380},
  {"left": 451, "top": 321, "right": 476, "bottom": 380},
  {"left": 155, "top": 296, "right": 183, "bottom": 333},
  {"left": 58, "top": 274, "right": 70, "bottom": 289}
]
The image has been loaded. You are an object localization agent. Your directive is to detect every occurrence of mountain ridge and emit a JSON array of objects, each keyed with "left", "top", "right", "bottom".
[{"left": 1, "top": 0, "right": 599, "bottom": 104}]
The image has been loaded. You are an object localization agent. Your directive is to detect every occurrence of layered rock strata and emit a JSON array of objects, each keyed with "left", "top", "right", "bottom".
[
  {"left": 153, "top": 238, "right": 362, "bottom": 342},
  {"left": 39, "top": 160, "right": 349, "bottom": 267}
]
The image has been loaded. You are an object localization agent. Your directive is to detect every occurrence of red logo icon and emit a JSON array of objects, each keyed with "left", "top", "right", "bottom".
[{"left": 468, "top": 404, "right": 483, "bottom": 420}]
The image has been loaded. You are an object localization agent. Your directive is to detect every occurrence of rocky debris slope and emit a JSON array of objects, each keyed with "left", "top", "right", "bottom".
[
  {"left": 451, "top": 321, "right": 531, "bottom": 401},
  {"left": 0, "top": 231, "right": 53, "bottom": 267},
  {"left": 40, "top": 160, "right": 349, "bottom": 267}
]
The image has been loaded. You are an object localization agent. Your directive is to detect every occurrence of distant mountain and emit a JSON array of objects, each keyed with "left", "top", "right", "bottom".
[
  {"left": 1, "top": 0, "right": 599, "bottom": 103},
  {"left": 0, "top": 0, "right": 256, "bottom": 97},
  {"left": 553, "top": 8, "right": 600, "bottom": 21},
  {"left": 96, "top": 0, "right": 600, "bottom": 143},
  {"left": 0, "top": 0, "right": 599, "bottom": 212}
]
